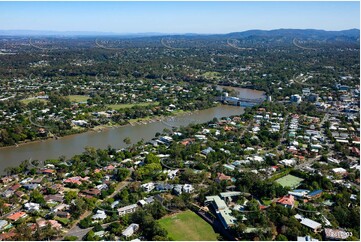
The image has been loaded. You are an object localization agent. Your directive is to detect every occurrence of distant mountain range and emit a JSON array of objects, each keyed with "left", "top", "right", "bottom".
[
  {"left": 0, "top": 28, "right": 359, "bottom": 39},
  {"left": 224, "top": 28, "right": 360, "bottom": 38}
]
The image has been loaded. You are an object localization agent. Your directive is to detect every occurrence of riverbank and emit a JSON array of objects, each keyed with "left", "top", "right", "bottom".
[
  {"left": 89, "top": 109, "right": 199, "bottom": 132},
  {"left": 0, "top": 104, "right": 247, "bottom": 174},
  {"left": 0, "top": 107, "right": 209, "bottom": 150}
]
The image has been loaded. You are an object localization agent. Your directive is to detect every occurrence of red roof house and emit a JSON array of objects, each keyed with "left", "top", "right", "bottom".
[{"left": 277, "top": 195, "right": 295, "bottom": 208}]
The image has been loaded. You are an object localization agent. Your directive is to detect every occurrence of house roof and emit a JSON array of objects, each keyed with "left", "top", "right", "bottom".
[
  {"left": 118, "top": 204, "right": 138, "bottom": 212},
  {"left": 7, "top": 211, "right": 27, "bottom": 221},
  {"left": 277, "top": 195, "right": 295, "bottom": 206},
  {"left": 42, "top": 169, "right": 56, "bottom": 174},
  {"left": 295, "top": 215, "right": 322, "bottom": 230},
  {"left": 0, "top": 231, "right": 17, "bottom": 240},
  {"left": 81, "top": 188, "right": 100, "bottom": 196},
  {"left": 307, "top": 190, "right": 323, "bottom": 197},
  {"left": 216, "top": 172, "right": 231, "bottom": 181}
]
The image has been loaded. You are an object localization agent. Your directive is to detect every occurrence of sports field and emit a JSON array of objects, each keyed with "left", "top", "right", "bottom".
[
  {"left": 276, "top": 174, "right": 304, "bottom": 188},
  {"left": 20, "top": 98, "right": 48, "bottom": 105},
  {"left": 67, "top": 95, "right": 89, "bottom": 102},
  {"left": 158, "top": 210, "right": 219, "bottom": 241}
]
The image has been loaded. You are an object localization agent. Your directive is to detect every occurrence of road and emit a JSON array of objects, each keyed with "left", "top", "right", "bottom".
[
  {"left": 61, "top": 174, "right": 132, "bottom": 240},
  {"left": 240, "top": 120, "right": 253, "bottom": 137},
  {"left": 0, "top": 205, "right": 21, "bottom": 220}
]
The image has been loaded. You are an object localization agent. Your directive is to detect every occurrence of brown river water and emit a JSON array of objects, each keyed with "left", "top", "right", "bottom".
[{"left": 0, "top": 88, "right": 265, "bottom": 174}]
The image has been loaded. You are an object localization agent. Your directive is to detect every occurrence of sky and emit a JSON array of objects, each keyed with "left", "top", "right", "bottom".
[{"left": 0, "top": 1, "right": 359, "bottom": 34}]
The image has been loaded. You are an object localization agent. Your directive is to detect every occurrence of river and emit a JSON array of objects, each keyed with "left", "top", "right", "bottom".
[{"left": 0, "top": 87, "right": 265, "bottom": 174}]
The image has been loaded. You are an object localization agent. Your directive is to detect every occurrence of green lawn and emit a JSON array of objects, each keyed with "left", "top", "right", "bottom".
[
  {"left": 107, "top": 101, "right": 159, "bottom": 110},
  {"left": 261, "top": 199, "right": 273, "bottom": 206},
  {"left": 276, "top": 174, "right": 304, "bottom": 188},
  {"left": 202, "top": 71, "right": 221, "bottom": 79},
  {"left": 54, "top": 216, "right": 70, "bottom": 225},
  {"left": 67, "top": 95, "right": 89, "bottom": 103},
  {"left": 158, "top": 210, "right": 219, "bottom": 241},
  {"left": 20, "top": 98, "right": 47, "bottom": 105}
]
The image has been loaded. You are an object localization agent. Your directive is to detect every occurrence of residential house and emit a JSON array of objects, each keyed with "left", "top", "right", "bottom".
[
  {"left": 9, "top": 184, "right": 21, "bottom": 191},
  {"left": 279, "top": 159, "right": 297, "bottom": 167},
  {"left": 332, "top": 168, "right": 347, "bottom": 175},
  {"left": 7, "top": 211, "right": 27, "bottom": 221},
  {"left": 305, "top": 190, "right": 323, "bottom": 200},
  {"left": 0, "top": 231, "right": 17, "bottom": 241},
  {"left": 141, "top": 182, "right": 155, "bottom": 192},
  {"left": 277, "top": 195, "right": 295, "bottom": 208},
  {"left": 297, "top": 235, "right": 319, "bottom": 241},
  {"left": 118, "top": 204, "right": 138, "bottom": 216},
  {"left": 92, "top": 210, "right": 107, "bottom": 220},
  {"left": 138, "top": 197, "right": 155, "bottom": 207},
  {"left": 0, "top": 220, "right": 8, "bottom": 231},
  {"left": 173, "top": 184, "right": 183, "bottom": 195},
  {"left": 156, "top": 183, "right": 173, "bottom": 192},
  {"left": 22, "top": 183, "right": 39, "bottom": 190},
  {"left": 41, "top": 169, "right": 56, "bottom": 175},
  {"left": 215, "top": 173, "right": 231, "bottom": 183},
  {"left": 205, "top": 195, "right": 237, "bottom": 229},
  {"left": 56, "top": 211, "right": 71, "bottom": 219},
  {"left": 1, "top": 190, "right": 14, "bottom": 198},
  {"left": 81, "top": 188, "right": 101, "bottom": 197},
  {"left": 51, "top": 203, "right": 68, "bottom": 213},
  {"left": 288, "top": 190, "right": 310, "bottom": 199},
  {"left": 295, "top": 214, "right": 322, "bottom": 233},
  {"left": 201, "top": 147, "right": 215, "bottom": 156},
  {"left": 122, "top": 223, "right": 139, "bottom": 237},
  {"left": 183, "top": 184, "right": 194, "bottom": 193},
  {"left": 44, "top": 194, "right": 63, "bottom": 203},
  {"left": 0, "top": 176, "right": 13, "bottom": 184},
  {"left": 37, "top": 219, "right": 62, "bottom": 230},
  {"left": 24, "top": 202, "right": 40, "bottom": 212}
]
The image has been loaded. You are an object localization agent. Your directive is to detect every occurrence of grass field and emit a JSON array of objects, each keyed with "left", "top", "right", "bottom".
[
  {"left": 158, "top": 210, "right": 219, "bottom": 241},
  {"left": 20, "top": 98, "right": 48, "bottom": 105},
  {"left": 67, "top": 95, "right": 89, "bottom": 103},
  {"left": 107, "top": 101, "right": 159, "bottom": 110},
  {"left": 276, "top": 174, "right": 304, "bottom": 188},
  {"left": 202, "top": 71, "right": 221, "bottom": 79}
]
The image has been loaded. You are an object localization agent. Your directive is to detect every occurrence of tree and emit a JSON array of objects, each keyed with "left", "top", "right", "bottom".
[
  {"left": 276, "top": 234, "right": 288, "bottom": 241},
  {"left": 114, "top": 168, "right": 130, "bottom": 182},
  {"left": 79, "top": 216, "right": 92, "bottom": 229},
  {"left": 64, "top": 190, "right": 78, "bottom": 203},
  {"left": 84, "top": 230, "right": 97, "bottom": 241},
  {"left": 63, "top": 236, "right": 79, "bottom": 241},
  {"left": 144, "top": 153, "right": 160, "bottom": 164},
  {"left": 123, "top": 137, "right": 131, "bottom": 145},
  {"left": 30, "top": 189, "right": 45, "bottom": 205}
]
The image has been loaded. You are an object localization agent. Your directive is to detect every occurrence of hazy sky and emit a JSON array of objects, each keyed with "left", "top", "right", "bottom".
[{"left": 0, "top": 1, "right": 359, "bottom": 33}]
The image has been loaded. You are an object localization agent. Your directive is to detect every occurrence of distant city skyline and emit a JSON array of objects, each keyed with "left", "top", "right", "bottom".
[{"left": 0, "top": 1, "right": 359, "bottom": 34}]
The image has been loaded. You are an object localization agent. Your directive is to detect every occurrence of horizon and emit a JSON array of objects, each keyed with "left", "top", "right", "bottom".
[
  {"left": 0, "top": 1, "right": 360, "bottom": 34},
  {"left": 0, "top": 27, "right": 360, "bottom": 37}
]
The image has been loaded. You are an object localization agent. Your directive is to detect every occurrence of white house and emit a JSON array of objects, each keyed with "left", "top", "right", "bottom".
[
  {"left": 141, "top": 182, "right": 155, "bottom": 192},
  {"left": 118, "top": 204, "right": 138, "bottom": 216},
  {"left": 183, "top": 184, "right": 194, "bottom": 193},
  {"left": 24, "top": 202, "right": 40, "bottom": 212},
  {"left": 279, "top": 159, "right": 297, "bottom": 167},
  {"left": 295, "top": 214, "right": 322, "bottom": 233},
  {"left": 122, "top": 223, "right": 139, "bottom": 237},
  {"left": 92, "top": 210, "right": 107, "bottom": 220}
]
